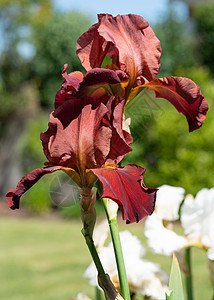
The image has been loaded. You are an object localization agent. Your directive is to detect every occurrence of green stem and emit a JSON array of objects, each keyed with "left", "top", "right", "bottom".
[
  {"left": 102, "top": 198, "right": 131, "bottom": 300},
  {"left": 82, "top": 229, "right": 107, "bottom": 278},
  {"left": 95, "top": 286, "right": 103, "bottom": 300},
  {"left": 185, "top": 247, "right": 194, "bottom": 300}
]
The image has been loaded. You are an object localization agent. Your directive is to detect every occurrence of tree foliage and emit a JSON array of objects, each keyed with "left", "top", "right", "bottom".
[
  {"left": 1, "top": 2, "right": 213, "bottom": 211},
  {"left": 123, "top": 66, "right": 214, "bottom": 195},
  {"left": 193, "top": 3, "right": 214, "bottom": 75},
  {"left": 153, "top": 8, "right": 198, "bottom": 77},
  {"left": 0, "top": 0, "right": 53, "bottom": 91},
  {"left": 32, "top": 12, "right": 92, "bottom": 106},
  {"left": 122, "top": 7, "right": 214, "bottom": 195},
  {"left": 0, "top": 0, "right": 91, "bottom": 106}
]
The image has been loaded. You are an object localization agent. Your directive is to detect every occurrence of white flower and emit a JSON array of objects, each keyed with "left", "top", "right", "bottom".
[
  {"left": 208, "top": 248, "right": 214, "bottom": 261},
  {"left": 155, "top": 185, "right": 185, "bottom": 221},
  {"left": 122, "top": 116, "right": 131, "bottom": 133},
  {"left": 181, "top": 188, "right": 214, "bottom": 252},
  {"left": 145, "top": 187, "right": 214, "bottom": 260},
  {"left": 84, "top": 231, "right": 168, "bottom": 299},
  {"left": 144, "top": 214, "right": 187, "bottom": 256},
  {"left": 144, "top": 185, "right": 186, "bottom": 256},
  {"left": 74, "top": 293, "right": 91, "bottom": 300},
  {"left": 93, "top": 218, "right": 109, "bottom": 252}
]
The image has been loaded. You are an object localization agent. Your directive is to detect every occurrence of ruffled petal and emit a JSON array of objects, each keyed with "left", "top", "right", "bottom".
[
  {"left": 144, "top": 213, "right": 187, "bottom": 256},
  {"left": 41, "top": 96, "right": 131, "bottom": 173},
  {"left": 77, "top": 68, "right": 126, "bottom": 99},
  {"left": 41, "top": 97, "right": 110, "bottom": 171},
  {"left": 77, "top": 14, "right": 161, "bottom": 84},
  {"left": 155, "top": 185, "right": 185, "bottom": 221},
  {"left": 79, "top": 68, "right": 122, "bottom": 88},
  {"left": 55, "top": 64, "right": 84, "bottom": 108},
  {"left": 91, "top": 164, "right": 157, "bottom": 223},
  {"left": 6, "top": 166, "right": 75, "bottom": 210},
  {"left": 128, "top": 76, "right": 209, "bottom": 132},
  {"left": 105, "top": 98, "right": 133, "bottom": 164},
  {"left": 61, "top": 64, "right": 84, "bottom": 91},
  {"left": 76, "top": 21, "right": 110, "bottom": 71}
]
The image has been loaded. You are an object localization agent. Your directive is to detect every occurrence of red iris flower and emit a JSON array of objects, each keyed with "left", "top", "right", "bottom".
[
  {"left": 7, "top": 95, "right": 156, "bottom": 223},
  {"left": 6, "top": 13, "right": 209, "bottom": 225},
  {"left": 76, "top": 14, "right": 208, "bottom": 132}
]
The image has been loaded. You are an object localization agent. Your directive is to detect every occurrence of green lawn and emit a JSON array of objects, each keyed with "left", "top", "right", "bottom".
[{"left": 0, "top": 217, "right": 213, "bottom": 299}]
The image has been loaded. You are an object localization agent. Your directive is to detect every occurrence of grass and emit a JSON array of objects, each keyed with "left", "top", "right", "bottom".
[
  {"left": 0, "top": 217, "right": 93, "bottom": 299},
  {"left": 0, "top": 216, "right": 213, "bottom": 299}
]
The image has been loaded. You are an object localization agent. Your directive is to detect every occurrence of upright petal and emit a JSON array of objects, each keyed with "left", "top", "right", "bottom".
[
  {"left": 91, "top": 164, "right": 157, "bottom": 223},
  {"left": 76, "top": 21, "right": 111, "bottom": 71},
  {"left": 129, "top": 76, "right": 209, "bottom": 132},
  {"left": 77, "top": 14, "right": 162, "bottom": 84},
  {"left": 6, "top": 166, "right": 76, "bottom": 210}
]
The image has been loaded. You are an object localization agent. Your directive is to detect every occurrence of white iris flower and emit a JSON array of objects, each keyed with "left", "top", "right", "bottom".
[{"left": 84, "top": 231, "right": 168, "bottom": 299}]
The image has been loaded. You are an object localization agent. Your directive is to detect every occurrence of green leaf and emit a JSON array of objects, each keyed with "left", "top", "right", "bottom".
[
  {"left": 166, "top": 253, "right": 185, "bottom": 300},
  {"left": 166, "top": 290, "right": 173, "bottom": 300},
  {"left": 101, "top": 56, "right": 112, "bottom": 68}
]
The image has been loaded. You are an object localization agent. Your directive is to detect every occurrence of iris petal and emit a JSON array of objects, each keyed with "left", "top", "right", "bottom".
[
  {"left": 77, "top": 14, "right": 161, "bottom": 84},
  {"left": 91, "top": 164, "right": 157, "bottom": 223},
  {"left": 128, "top": 76, "right": 209, "bottom": 132},
  {"left": 6, "top": 166, "right": 77, "bottom": 209}
]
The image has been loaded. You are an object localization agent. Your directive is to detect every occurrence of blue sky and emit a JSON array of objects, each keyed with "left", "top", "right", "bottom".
[
  {"left": 1, "top": 0, "right": 188, "bottom": 58},
  {"left": 53, "top": 0, "right": 188, "bottom": 24}
]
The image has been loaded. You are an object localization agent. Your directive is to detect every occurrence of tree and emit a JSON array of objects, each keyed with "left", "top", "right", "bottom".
[
  {"left": 153, "top": 5, "right": 198, "bottom": 77},
  {"left": 32, "top": 12, "right": 92, "bottom": 106},
  {"left": 193, "top": 3, "right": 214, "bottom": 75},
  {"left": 123, "top": 66, "right": 214, "bottom": 195},
  {"left": 0, "top": 0, "right": 53, "bottom": 92}
]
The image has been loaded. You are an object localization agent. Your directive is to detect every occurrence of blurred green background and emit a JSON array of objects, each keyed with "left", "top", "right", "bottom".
[
  {"left": 0, "top": 0, "right": 214, "bottom": 299},
  {"left": 1, "top": 0, "right": 213, "bottom": 212}
]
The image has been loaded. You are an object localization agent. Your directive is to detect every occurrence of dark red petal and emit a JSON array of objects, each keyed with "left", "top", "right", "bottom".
[
  {"left": 77, "top": 14, "right": 161, "bottom": 84},
  {"left": 76, "top": 68, "right": 126, "bottom": 99},
  {"left": 144, "top": 76, "right": 209, "bottom": 132},
  {"left": 41, "top": 97, "right": 112, "bottom": 170},
  {"left": 55, "top": 90, "right": 66, "bottom": 109},
  {"left": 61, "top": 64, "right": 84, "bottom": 91},
  {"left": 91, "top": 164, "right": 157, "bottom": 223},
  {"left": 79, "top": 68, "right": 122, "bottom": 89},
  {"left": 106, "top": 98, "right": 133, "bottom": 164},
  {"left": 76, "top": 22, "right": 110, "bottom": 71},
  {"left": 6, "top": 166, "right": 72, "bottom": 210},
  {"left": 42, "top": 95, "right": 133, "bottom": 174},
  {"left": 55, "top": 64, "right": 84, "bottom": 108}
]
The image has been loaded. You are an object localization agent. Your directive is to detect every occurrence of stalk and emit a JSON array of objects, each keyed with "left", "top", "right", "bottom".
[
  {"left": 95, "top": 286, "right": 103, "bottom": 300},
  {"left": 102, "top": 198, "right": 131, "bottom": 300},
  {"left": 185, "top": 247, "right": 194, "bottom": 300},
  {"left": 83, "top": 229, "right": 107, "bottom": 277},
  {"left": 80, "top": 188, "right": 123, "bottom": 299},
  {"left": 80, "top": 187, "right": 108, "bottom": 281}
]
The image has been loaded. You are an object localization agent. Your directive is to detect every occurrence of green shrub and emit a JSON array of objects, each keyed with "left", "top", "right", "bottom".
[
  {"left": 33, "top": 12, "right": 92, "bottom": 106},
  {"left": 123, "top": 66, "right": 214, "bottom": 195},
  {"left": 193, "top": 3, "right": 214, "bottom": 75},
  {"left": 22, "top": 177, "right": 52, "bottom": 214}
]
